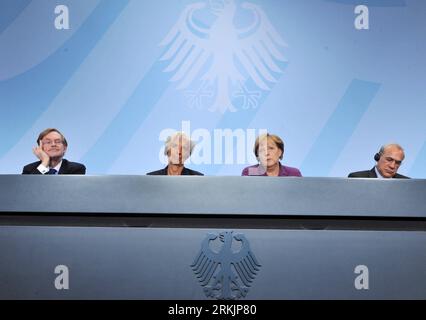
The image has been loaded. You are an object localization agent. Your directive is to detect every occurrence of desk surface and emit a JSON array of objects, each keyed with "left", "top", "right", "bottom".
[{"left": 1, "top": 175, "right": 425, "bottom": 218}]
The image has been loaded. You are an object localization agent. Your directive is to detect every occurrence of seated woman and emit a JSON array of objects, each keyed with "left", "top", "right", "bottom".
[
  {"left": 147, "top": 132, "right": 203, "bottom": 176},
  {"left": 242, "top": 133, "right": 302, "bottom": 177}
]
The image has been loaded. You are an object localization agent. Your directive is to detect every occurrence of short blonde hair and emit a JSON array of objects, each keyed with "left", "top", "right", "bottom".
[
  {"left": 254, "top": 133, "right": 284, "bottom": 160},
  {"left": 164, "top": 132, "right": 196, "bottom": 156}
]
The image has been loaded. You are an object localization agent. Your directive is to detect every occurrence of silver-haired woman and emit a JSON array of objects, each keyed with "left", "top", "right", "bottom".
[{"left": 147, "top": 132, "right": 203, "bottom": 176}]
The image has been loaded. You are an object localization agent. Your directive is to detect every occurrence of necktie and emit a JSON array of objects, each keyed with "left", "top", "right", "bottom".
[{"left": 47, "top": 168, "right": 57, "bottom": 175}]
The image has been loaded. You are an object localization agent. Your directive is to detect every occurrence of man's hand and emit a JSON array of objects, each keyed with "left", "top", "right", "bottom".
[{"left": 32, "top": 145, "right": 50, "bottom": 167}]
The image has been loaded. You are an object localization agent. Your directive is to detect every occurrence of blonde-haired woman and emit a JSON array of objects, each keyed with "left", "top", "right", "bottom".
[
  {"left": 242, "top": 133, "right": 301, "bottom": 177},
  {"left": 147, "top": 132, "right": 203, "bottom": 176}
]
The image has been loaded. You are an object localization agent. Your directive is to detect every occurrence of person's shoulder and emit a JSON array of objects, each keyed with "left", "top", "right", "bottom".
[
  {"left": 241, "top": 164, "right": 259, "bottom": 176},
  {"left": 146, "top": 168, "right": 167, "bottom": 175},
  {"left": 347, "top": 170, "right": 372, "bottom": 178},
  {"left": 62, "top": 159, "right": 86, "bottom": 174},
  {"left": 184, "top": 168, "right": 204, "bottom": 176},
  {"left": 22, "top": 161, "right": 42, "bottom": 174},
  {"left": 23, "top": 161, "right": 41, "bottom": 169},
  {"left": 65, "top": 160, "right": 85, "bottom": 168},
  {"left": 282, "top": 165, "right": 302, "bottom": 177},
  {"left": 394, "top": 173, "right": 410, "bottom": 179}
]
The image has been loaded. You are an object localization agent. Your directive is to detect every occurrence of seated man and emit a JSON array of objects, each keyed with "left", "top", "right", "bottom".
[
  {"left": 348, "top": 143, "right": 409, "bottom": 179},
  {"left": 147, "top": 132, "right": 203, "bottom": 176},
  {"left": 22, "top": 128, "right": 86, "bottom": 175}
]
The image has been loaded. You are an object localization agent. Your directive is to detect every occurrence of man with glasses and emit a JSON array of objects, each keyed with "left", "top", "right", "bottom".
[
  {"left": 348, "top": 143, "right": 409, "bottom": 179},
  {"left": 22, "top": 128, "right": 86, "bottom": 175}
]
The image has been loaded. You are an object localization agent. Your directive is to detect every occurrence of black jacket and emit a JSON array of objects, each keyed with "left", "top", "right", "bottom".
[
  {"left": 348, "top": 167, "right": 409, "bottom": 179},
  {"left": 147, "top": 166, "right": 203, "bottom": 176},
  {"left": 22, "top": 159, "right": 86, "bottom": 175}
]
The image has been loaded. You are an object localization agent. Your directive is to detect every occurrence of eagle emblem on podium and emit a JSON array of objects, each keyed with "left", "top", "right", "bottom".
[{"left": 191, "top": 231, "right": 261, "bottom": 299}]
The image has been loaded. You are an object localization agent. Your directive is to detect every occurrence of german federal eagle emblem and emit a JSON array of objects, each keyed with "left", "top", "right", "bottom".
[
  {"left": 191, "top": 231, "right": 261, "bottom": 299},
  {"left": 160, "top": 0, "right": 287, "bottom": 113}
]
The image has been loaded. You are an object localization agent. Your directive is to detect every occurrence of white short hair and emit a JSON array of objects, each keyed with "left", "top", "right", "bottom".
[
  {"left": 164, "top": 132, "right": 196, "bottom": 156},
  {"left": 378, "top": 143, "right": 405, "bottom": 160}
]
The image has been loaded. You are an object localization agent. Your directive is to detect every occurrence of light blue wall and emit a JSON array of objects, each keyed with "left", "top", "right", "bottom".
[{"left": 1, "top": 0, "right": 425, "bottom": 177}]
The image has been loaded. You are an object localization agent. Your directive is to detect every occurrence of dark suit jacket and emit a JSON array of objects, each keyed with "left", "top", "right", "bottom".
[
  {"left": 348, "top": 167, "right": 409, "bottom": 179},
  {"left": 147, "top": 166, "right": 203, "bottom": 176},
  {"left": 22, "top": 159, "right": 86, "bottom": 175}
]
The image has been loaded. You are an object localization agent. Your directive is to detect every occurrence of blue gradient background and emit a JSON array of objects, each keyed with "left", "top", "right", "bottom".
[{"left": 0, "top": 0, "right": 425, "bottom": 177}]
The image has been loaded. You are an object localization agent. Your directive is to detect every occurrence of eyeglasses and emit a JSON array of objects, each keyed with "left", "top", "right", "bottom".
[{"left": 41, "top": 140, "right": 64, "bottom": 146}]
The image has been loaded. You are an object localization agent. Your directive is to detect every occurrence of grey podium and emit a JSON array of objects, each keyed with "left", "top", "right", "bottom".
[{"left": 0, "top": 175, "right": 425, "bottom": 299}]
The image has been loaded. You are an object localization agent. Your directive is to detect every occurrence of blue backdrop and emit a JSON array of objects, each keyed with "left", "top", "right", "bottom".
[{"left": 0, "top": 0, "right": 425, "bottom": 177}]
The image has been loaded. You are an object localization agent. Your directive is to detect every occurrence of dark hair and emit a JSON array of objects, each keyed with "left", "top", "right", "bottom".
[{"left": 37, "top": 128, "right": 68, "bottom": 147}]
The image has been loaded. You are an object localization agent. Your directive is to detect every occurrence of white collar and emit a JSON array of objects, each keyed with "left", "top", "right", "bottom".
[{"left": 374, "top": 166, "right": 388, "bottom": 179}]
